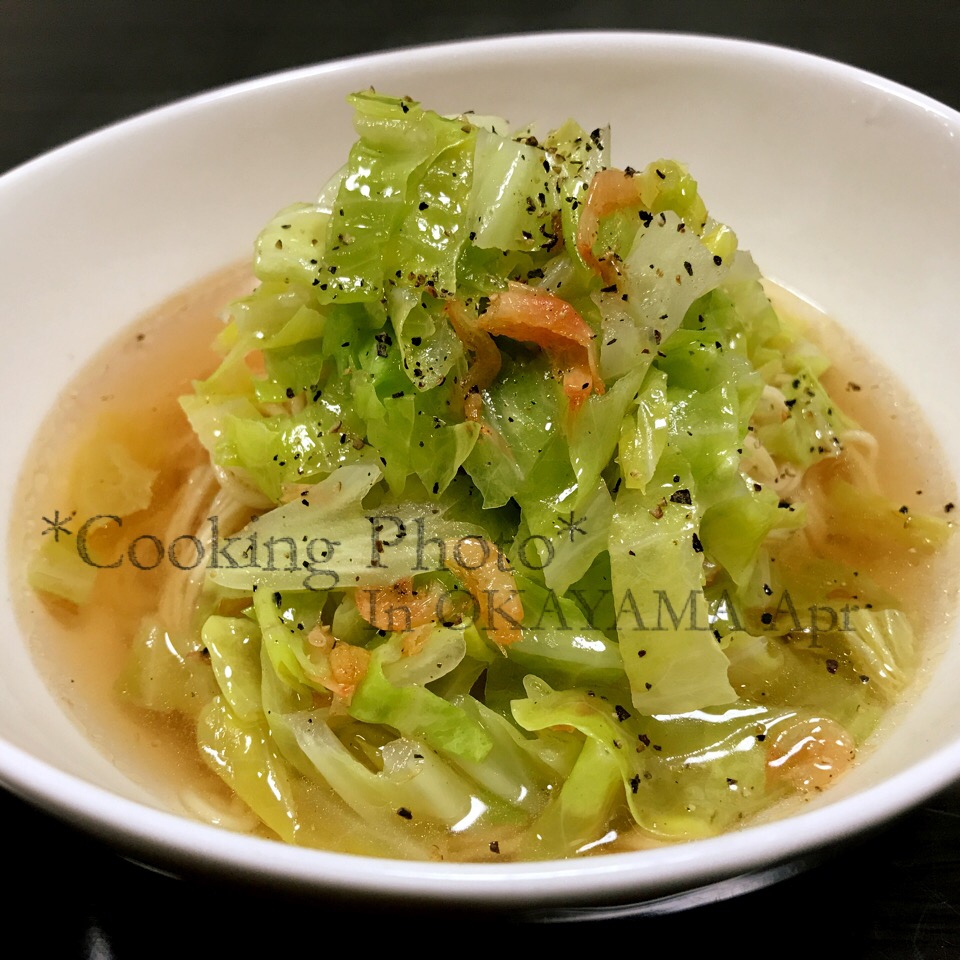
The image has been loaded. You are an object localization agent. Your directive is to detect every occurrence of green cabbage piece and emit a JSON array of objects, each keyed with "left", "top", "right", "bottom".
[
  {"left": 317, "top": 92, "right": 476, "bottom": 303},
  {"left": 467, "top": 128, "right": 561, "bottom": 253},
  {"left": 524, "top": 737, "right": 622, "bottom": 858},
  {"left": 843, "top": 608, "right": 918, "bottom": 703},
  {"left": 463, "top": 350, "right": 564, "bottom": 508},
  {"left": 119, "top": 617, "right": 219, "bottom": 719},
  {"left": 198, "top": 696, "right": 300, "bottom": 842},
  {"left": 203, "top": 615, "right": 262, "bottom": 723},
  {"left": 610, "top": 479, "right": 737, "bottom": 714},
  {"left": 281, "top": 711, "right": 480, "bottom": 831},
  {"left": 512, "top": 676, "right": 805, "bottom": 841},
  {"left": 28, "top": 537, "right": 97, "bottom": 605},
  {"left": 619, "top": 368, "right": 670, "bottom": 493},
  {"left": 349, "top": 636, "right": 493, "bottom": 763}
]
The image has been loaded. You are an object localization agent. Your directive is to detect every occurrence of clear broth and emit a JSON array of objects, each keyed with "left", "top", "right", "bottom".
[{"left": 10, "top": 266, "right": 959, "bottom": 855}]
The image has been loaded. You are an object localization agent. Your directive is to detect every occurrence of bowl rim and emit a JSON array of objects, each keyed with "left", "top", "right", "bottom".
[
  {"left": 2, "top": 29, "right": 959, "bottom": 906},
  {"left": 3, "top": 28, "right": 958, "bottom": 186}
]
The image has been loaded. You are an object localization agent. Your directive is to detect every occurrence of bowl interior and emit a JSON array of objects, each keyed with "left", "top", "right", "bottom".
[{"left": 0, "top": 32, "right": 958, "bottom": 904}]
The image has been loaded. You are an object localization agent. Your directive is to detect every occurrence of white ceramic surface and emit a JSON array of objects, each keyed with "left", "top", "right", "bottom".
[{"left": 0, "top": 32, "right": 958, "bottom": 908}]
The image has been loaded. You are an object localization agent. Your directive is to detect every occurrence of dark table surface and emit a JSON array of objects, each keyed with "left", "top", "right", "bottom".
[{"left": 3, "top": 1, "right": 960, "bottom": 955}]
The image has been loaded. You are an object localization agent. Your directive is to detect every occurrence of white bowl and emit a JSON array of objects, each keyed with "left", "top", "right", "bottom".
[{"left": 1, "top": 32, "right": 959, "bottom": 911}]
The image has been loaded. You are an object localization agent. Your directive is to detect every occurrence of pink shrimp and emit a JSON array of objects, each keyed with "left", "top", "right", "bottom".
[
  {"left": 576, "top": 168, "right": 645, "bottom": 282},
  {"left": 766, "top": 717, "right": 856, "bottom": 792},
  {"left": 445, "top": 300, "right": 502, "bottom": 422},
  {"left": 355, "top": 578, "right": 445, "bottom": 633},
  {"left": 443, "top": 536, "right": 523, "bottom": 647},
  {"left": 478, "top": 282, "right": 604, "bottom": 415},
  {"left": 305, "top": 623, "right": 371, "bottom": 702}
]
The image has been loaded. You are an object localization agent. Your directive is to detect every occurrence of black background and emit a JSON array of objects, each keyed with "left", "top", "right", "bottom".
[{"left": 2, "top": 1, "right": 960, "bottom": 955}]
